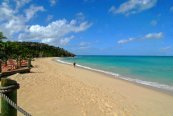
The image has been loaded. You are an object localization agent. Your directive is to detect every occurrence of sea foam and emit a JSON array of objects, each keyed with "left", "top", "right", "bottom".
[{"left": 56, "top": 59, "right": 173, "bottom": 92}]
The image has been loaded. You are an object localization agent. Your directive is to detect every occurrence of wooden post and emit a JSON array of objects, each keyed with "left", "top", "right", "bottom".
[
  {"left": 1, "top": 78, "right": 19, "bottom": 116},
  {"left": 0, "top": 59, "right": 2, "bottom": 73},
  {"left": 5, "top": 59, "right": 7, "bottom": 66},
  {"left": 27, "top": 58, "right": 31, "bottom": 70},
  {"left": 16, "top": 57, "right": 19, "bottom": 69},
  {"left": 19, "top": 57, "right": 21, "bottom": 68}
]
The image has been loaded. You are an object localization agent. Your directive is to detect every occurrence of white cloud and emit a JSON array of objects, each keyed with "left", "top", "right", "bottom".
[
  {"left": 15, "top": 0, "right": 31, "bottom": 10},
  {"left": 0, "top": 1, "right": 91, "bottom": 46},
  {"left": 46, "top": 15, "right": 53, "bottom": 22},
  {"left": 5, "top": 18, "right": 26, "bottom": 33},
  {"left": 41, "top": 38, "right": 52, "bottom": 43},
  {"left": 160, "top": 46, "right": 171, "bottom": 51},
  {"left": 150, "top": 20, "right": 157, "bottom": 26},
  {"left": 25, "top": 5, "right": 45, "bottom": 21},
  {"left": 0, "top": 2, "right": 15, "bottom": 20},
  {"left": 59, "top": 36, "right": 74, "bottom": 46},
  {"left": 160, "top": 46, "right": 172, "bottom": 55},
  {"left": 117, "top": 32, "right": 163, "bottom": 44},
  {"left": 79, "top": 42, "right": 90, "bottom": 49},
  {"left": 109, "top": 0, "right": 157, "bottom": 15},
  {"left": 50, "top": 0, "right": 57, "bottom": 6},
  {"left": 76, "top": 12, "right": 85, "bottom": 21},
  {"left": 0, "top": 2, "right": 27, "bottom": 38},
  {"left": 145, "top": 32, "right": 163, "bottom": 39},
  {"left": 117, "top": 38, "right": 135, "bottom": 44},
  {"left": 109, "top": 6, "right": 116, "bottom": 13},
  {"left": 18, "top": 19, "right": 91, "bottom": 46},
  {"left": 0, "top": 1, "right": 45, "bottom": 38},
  {"left": 79, "top": 42, "right": 88, "bottom": 46}
]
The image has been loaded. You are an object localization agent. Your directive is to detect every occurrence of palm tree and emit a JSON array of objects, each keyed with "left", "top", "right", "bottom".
[
  {"left": 0, "top": 32, "right": 7, "bottom": 61},
  {"left": 0, "top": 32, "right": 7, "bottom": 41},
  {"left": 0, "top": 32, "right": 6, "bottom": 54}
]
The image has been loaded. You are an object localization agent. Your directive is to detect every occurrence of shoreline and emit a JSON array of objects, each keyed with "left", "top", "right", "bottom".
[
  {"left": 55, "top": 58, "right": 173, "bottom": 96},
  {"left": 10, "top": 58, "right": 173, "bottom": 115}
]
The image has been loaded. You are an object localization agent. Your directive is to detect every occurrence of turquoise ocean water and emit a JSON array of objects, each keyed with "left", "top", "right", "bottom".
[{"left": 57, "top": 56, "right": 173, "bottom": 92}]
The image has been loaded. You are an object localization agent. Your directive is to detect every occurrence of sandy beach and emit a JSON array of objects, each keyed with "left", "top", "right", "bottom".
[{"left": 9, "top": 58, "right": 173, "bottom": 116}]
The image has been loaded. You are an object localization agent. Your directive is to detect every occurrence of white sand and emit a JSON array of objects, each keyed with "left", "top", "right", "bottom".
[{"left": 9, "top": 58, "right": 173, "bottom": 116}]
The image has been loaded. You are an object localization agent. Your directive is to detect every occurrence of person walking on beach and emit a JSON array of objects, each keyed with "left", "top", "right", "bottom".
[{"left": 73, "top": 62, "right": 76, "bottom": 68}]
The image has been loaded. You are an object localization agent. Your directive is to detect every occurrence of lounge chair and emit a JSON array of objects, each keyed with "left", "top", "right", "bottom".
[
  {"left": 7, "top": 59, "right": 17, "bottom": 70},
  {"left": 1, "top": 63, "right": 10, "bottom": 72},
  {"left": 20, "top": 60, "right": 27, "bottom": 67}
]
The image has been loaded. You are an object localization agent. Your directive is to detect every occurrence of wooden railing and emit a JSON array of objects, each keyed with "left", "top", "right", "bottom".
[{"left": 0, "top": 78, "right": 31, "bottom": 116}]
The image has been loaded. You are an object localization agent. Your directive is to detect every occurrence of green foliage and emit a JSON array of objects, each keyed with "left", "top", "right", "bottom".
[
  {"left": 0, "top": 32, "right": 7, "bottom": 41},
  {"left": 0, "top": 31, "right": 74, "bottom": 59},
  {"left": 0, "top": 41, "right": 75, "bottom": 59}
]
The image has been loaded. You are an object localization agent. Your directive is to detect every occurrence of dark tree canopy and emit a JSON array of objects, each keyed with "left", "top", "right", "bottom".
[
  {"left": 0, "top": 41, "right": 75, "bottom": 59},
  {"left": 0, "top": 32, "right": 75, "bottom": 59}
]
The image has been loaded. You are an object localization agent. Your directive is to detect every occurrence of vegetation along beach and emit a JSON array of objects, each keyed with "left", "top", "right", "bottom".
[{"left": 0, "top": 0, "right": 173, "bottom": 116}]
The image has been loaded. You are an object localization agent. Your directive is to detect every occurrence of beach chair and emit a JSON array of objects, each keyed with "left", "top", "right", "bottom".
[
  {"left": 1, "top": 63, "right": 10, "bottom": 72},
  {"left": 7, "top": 59, "right": 17, "bottom": 70},
  {"left": 20, "top": 60, "right": 28, "bottom": 67},
  {"left": 2, "top": 65, "right": 10, "bottom": 72}
]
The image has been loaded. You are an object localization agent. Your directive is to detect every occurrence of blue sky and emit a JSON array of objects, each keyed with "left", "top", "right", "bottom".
[{"left": 0, "top": 0, "right": 173, "bottom": 55}]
